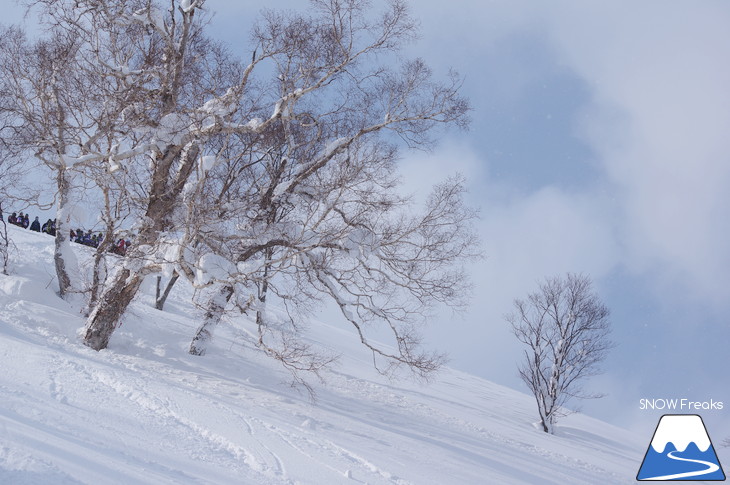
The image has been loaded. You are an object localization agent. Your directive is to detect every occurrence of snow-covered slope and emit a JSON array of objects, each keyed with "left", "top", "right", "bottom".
[{"left": 0, "top": 225, "right": 645, "bottom": 484}]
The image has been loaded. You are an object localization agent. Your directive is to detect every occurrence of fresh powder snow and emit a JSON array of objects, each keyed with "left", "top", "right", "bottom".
[{"left": 0, "top": 224, "right": 650, "bottom": 484}]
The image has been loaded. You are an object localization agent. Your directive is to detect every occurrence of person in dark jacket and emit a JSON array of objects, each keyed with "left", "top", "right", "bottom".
[
  {"left": 21, "top": 213, "right": 29, "bottom": 229},
  {"left": 30, "top": 216, "right": 41, "bottom": 232},
  {"left": 8, "top": 213, "right": 17, "bottom": 225}
]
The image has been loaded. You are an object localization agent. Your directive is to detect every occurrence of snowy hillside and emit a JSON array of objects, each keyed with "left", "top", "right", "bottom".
[{"left": 0, "top": 224, "right": 646, "bottom": 484}]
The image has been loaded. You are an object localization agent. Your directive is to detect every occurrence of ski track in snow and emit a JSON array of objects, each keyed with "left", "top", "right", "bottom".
[{"left": 0, "top": 226, "right": 655, "bottom": 484}]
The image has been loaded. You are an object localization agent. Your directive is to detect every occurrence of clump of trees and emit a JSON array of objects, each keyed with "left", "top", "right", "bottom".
[
  {"left": 507, "top": 273, "right": 613, "bottom": 434},
  {"left": 0, "top": 0, "right": 478, "bottom": 381}
]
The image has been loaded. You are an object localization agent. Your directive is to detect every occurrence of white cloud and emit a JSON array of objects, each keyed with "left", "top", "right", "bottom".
[
  {"left": 400, "top": 141, "right": 622, "bottom": 380},
  {"left": 399, "top": 140, "right": 620, "bottom": 287},
  {"left": 335, "top": 0, "right": 730, "bottom": 424},
  {"left": 543, "top": 1, "right": 730, "bottom": 305},
  {"left": 408, "top": 0, "right": 730, "bottom": 308}
]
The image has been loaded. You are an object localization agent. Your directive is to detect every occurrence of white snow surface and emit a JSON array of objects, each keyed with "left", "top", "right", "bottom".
[{"left": 0, "top": 225, "right": 646, "bottom": 484}]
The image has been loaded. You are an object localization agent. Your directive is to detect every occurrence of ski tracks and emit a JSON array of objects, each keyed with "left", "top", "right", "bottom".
[
  {"left": 85, "top": 354, "right": 413, "bottom": 484},
  {"left": 2, "top": 318, "right": 401, "bottom": 484},
  {"left": 6, "top": 335, "right": 288, "bottom": 485},
  {"left": 243, "top": 415, "right": 413, "bottom": 485},
  {"left": 84, "top": 360, "right": 294, "bottom": 484}
]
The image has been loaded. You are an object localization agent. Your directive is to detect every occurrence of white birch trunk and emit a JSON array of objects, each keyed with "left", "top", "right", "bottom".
[
  {"left": 54, "top": 168, "right": 81, "bottom": 300},
  {"left": 189, "top": 285, "right": 234, "bottom": 356}
]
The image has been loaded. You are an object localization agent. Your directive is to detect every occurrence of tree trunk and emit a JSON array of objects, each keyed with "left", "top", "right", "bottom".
[
  {"left": 88, "top": 235, "right": 115, "bottom": 316},
  {"left": 87, "top": 251, "right": 107, "bottom": 316},
  {"left": 0, "top": 203, "right": 9, "bottom": 275},
  {"left": 54, "top": 168, "right": 79, "bottom": 299},
  {"left": 82, "top": 144, "right": 200, "bottom": 350},
  {"left": 189, "top": 285, "right": 234, "bottom": 356},
  {"left": 540, "top": 407, "right": 554, "bottom": 434},
  {"left": 83, "top": 268, "right": 144, "bottom": 350},
  {"left": 155, "top": 271, "right": 180, "bottom": 310}
]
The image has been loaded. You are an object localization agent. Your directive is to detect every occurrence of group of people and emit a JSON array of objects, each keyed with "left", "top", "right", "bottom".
[
  {"left": 10, "top": 212, "right": 61, "bottom": 237},
  {"left": 8, "top": 212, "right": 54, "bottom": 235},
  {"left": 7, "top": 211, "right": 131, "bottom": 255},
  {"left": 71, "top": 229, "right": 105, "bottom": 248},
  {"left": 7, "top": 212, "right": 32, "bottom": 230}
]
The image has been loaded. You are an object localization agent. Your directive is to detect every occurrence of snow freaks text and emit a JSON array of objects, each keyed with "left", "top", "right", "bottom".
[{"left": 639, "top": 399, "right": 724, "bottom": 411}]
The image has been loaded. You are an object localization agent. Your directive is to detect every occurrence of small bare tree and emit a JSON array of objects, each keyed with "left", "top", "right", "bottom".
[
  {"left": 0, "top": 203, "right": 11, "bottom": 275},
  {"left": 507, "top": 273, "right": 612, "bottom": 434}
]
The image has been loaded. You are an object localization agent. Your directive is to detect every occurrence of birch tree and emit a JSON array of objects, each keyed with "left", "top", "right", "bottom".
[
  {"left": 74, "top": 0, "right": 473, "bottom": 360},
  {"left": 183, "top": 131, "right": 478, "bottom": 377},
  {"left": 507, "top": 273, "right": 612, "bottom": 433},
  {"left": 7, "top": 0, "right": 476, "bottom": 378},
  {"left": 0, "top": 115, "right": 28, "bottom": 276},
  {"left": 74, "top": 0, "right": 256, "bottom": 350},
  {"left": 0, "top": 9, "right": 146, "bottom": 300},
  {"left": 156, "top": 3, "right": 477, "bottom": 377},
  {"left": 0, "top": 25, "right": 82, "bottom": 298}
]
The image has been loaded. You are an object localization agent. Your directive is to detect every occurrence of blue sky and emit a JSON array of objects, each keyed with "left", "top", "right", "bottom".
[{"left": 6, "top": 1, "right": 730, "bottom": 434}]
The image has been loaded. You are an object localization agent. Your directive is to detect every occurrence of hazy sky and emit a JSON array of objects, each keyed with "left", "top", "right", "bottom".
[
  {"left": 6, "top": 1, "right": 730, "bottom": 435},
  {"left": 400, "top": 0, "right": 730, "bottom": 435}
]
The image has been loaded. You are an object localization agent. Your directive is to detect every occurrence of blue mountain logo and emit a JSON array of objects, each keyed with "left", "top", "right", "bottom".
[{"left": 637, "top": 414, "right": 726, "bottom": 481}]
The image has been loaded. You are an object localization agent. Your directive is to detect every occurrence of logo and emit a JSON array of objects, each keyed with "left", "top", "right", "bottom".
[
  {"left": 639, "top": 399, "right": 724, "bottom": 411},
  {"left": 637, "top": 414, "right": 726, "bottom": 481}
]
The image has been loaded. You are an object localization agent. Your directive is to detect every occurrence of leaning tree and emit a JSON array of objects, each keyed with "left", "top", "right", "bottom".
[
  {"left": 10, "top": 0, "right": 478, "bottom": 380},
  {"left": 176, "top": 2, "right": 479, "bottom": 377}
]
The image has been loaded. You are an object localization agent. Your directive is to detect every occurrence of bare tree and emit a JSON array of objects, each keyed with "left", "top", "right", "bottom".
[
  {"left": 71, "top": 0, "right": 472, "bottom": 358},
  {"left": 74, "top": 0, "right": 254, "bottom": 349},
  {"left": 0, "top": 13, "right": 145, "bottom": 301},
  {"left": 0, "top": 203, "right": 11, "bottom": 275},
  {"left": 166, "top": 3, "right": 477, "bottom": 378},
  {"left": 185, "top": 141, "right": 478, "bottom": 377},
  {"left": 79, "top": 157, "right": 136, "bottom": 315},
  {"left": 507, "top": 273, "right": 613, "bottom": 433},
  {"left": 0, "top": 142, "right": 27, "bottom": 276},
  {"left": 6, "top": 0, "right": 476, "bottom": 383}
]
